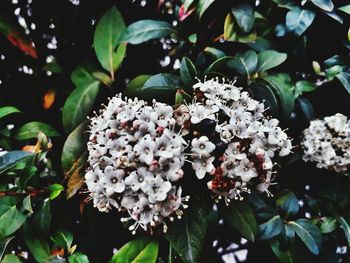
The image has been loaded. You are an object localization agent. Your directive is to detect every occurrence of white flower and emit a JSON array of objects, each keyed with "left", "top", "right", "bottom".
[
  {"left": 99, "top": 166, "right": 125, "bottom": 195},
  {"left": 141, "top": 175, "right": 172, "bottom": 203},
  {"left": 191, "top": 136, "right": 215, "bottom": 157},
  {"left": 234, "top": 159, "right": 258, "bottom": 182},
  {"left": 192, "top": 156, "right": 215, "bottom": 179},
  {"left": 134, "top": 134, "right": 157, "bottom": 165}
]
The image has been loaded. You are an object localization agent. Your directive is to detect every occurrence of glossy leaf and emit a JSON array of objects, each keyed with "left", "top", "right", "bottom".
[
  {"left": 231, "top": 3, "right": 255, "bottom": 32},
  {"left": 0, "top": 106, "right": 21, "bottom": 120},
  {"left": 0, "top": 205, "right": 27, "bottom": 239},
  {"left": 1, "top": 254, "right": 22, "bottom": 263},
  {"left": 256, "top": 50, "right": 287, "bottom": 72},
  {"left": 110, "top": 237, "right": 158, "bottom": 263},
  {"left": 258, "top": 215, "right": 284, "bottom": 240},
  {"left": 294, "top": 81, "right": 316, "bottom": 97},
  {"left": 180, "top": 57, "right": 197, "bottom": 87},
  {"left": 94, "top": 7, "right": 125, "bottom": 76},
  {"left": 311, "top": 0, "right": 334, "bottom": 12},
  {"left": 335, "top": 71, "right": 350, "bottom": 94},
  {"left": 227, "top": 50, "right": 257, "bottom": 79},
  {"left": 23, "top": 223, "right": 50, "bottom": 263},
  {"left": 121, "top": 20, "right": 175, "bottom": 45},
  {"left": 338, "top": 217, "right": 350, "bottom": 246},
  {"left": 0, "top": 237, "right": 14, "bottom": 261},
  {"left": 286, "top": 8, "right": 315, "bottom": 36},
  {"left": 270, "top": 240, "right": 295, "bottom": 263},
  {"left": 165, "top": 198, "right": 208, "bottom": 263},
  {"left": 142, "top": 74, "right": 182, "bottom": 91},
  {"left": 48, "top": 184, "right": 64, "bottom": 200},
  {"left": 288, "top": 219, "right": 322, "bottom": 255},
  {"left": 33, "top": 200, "right": 51, "bottom": 235},
  {"left": 63, "top": 66, "right": 100, "bottom": 133},
  {"left": 223, "top": 14, "right": 234, "bottom": 40},
  {"left": 298, "top": 97, "right": 314, "bottom": 120},
  {"left": 0, "top": 151, "right": 33, "bottom": 174},
  {"left": 320, "top": 217, "right": 337, "bottom": 234},
  {"left": 124, "top": 75, "right": 152, "bottom": 96},
  {"left": 338, "top": 5, "right": 350, "bottom": 14},
  {"left": 14, "top": 122, "right": 60, "bottom": 140},
  {"left": 276, "top": 191, "right": 299, "bottom": 218},
  {"left": 22, "top": 195, "right": 33, "bottom": 213},
  {"left": 197, "top": 0, "right": 215, "bottom": 18},
  {"left": 223, "top": 200, "right": 258, "bottom": 242},
  {"left": 51, "top": 230, "right": 73, "bottom": 249},
  {"left": 68, "top": 253, "right": 89, "bottom": 263},
  {"left": 204, "top": 56, "right": 234, "bottom": 74},
  {"left": 250, "top": 83, "right": 279, "bottom": 116}
]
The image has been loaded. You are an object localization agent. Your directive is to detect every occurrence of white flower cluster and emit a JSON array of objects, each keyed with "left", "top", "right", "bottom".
[
  {"left": 174, "top": 78, "right": 292, "bottom": 203},
  {"left": 85, "top": 95, "right": 189, "bottom": 234},
  {"left": 302, "top": 113, "right": 350, "bottom": 173}
]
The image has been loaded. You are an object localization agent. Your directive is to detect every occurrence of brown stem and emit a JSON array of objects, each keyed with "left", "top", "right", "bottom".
[{"left": 0, "top": 189, "right": 49, "bottom": 197}]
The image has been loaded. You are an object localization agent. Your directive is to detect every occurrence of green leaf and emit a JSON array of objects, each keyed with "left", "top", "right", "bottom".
[
  {"left": 165, "top": 198, "right": 208, "bottom": 263},
  {"left": 204, "top": 56, "right": 234, "bottom": 74},
  {"left": 1, "top": 254, "right": 22, "bottom": 263},
  {"left": 92, "top": 72, "right": 113, "bottom": 86},
  {"left": 311, "top": 0, "right": 334, "bottom": 12},
  {"left": 325, "top": 65, "right": 342, "bottom": 79},
  {"left": 270, "top": 240, "right": 295, "bottom": 263},
  {"left": 121, "top": 20, "right": 175, "bottom": 45},
  {"left": 180, "top": 57, "right": 197, "bottom": 87},
  {"left": 0, "top": 205, "right": 27, "bottom": 239},
  {"left": 23, "top": 223, "right": 50, "bottom": 263},
  {"left": 231, "top": 3, "right": 255, "bottom": 32},
  {"left": 197, "top": 0, "right": 215, "bottom": 18},
  {"left": 0, "top": 151, "right": 33, "bottom": 174},
  {"left": 338, "top": 217, "right": 350, "bottom": 246},
  {"left": 335, "top": 71, "right": 350, "bottom": 94},
  {"left": 223, "top": 14, "right": 234, "bottom": 40},
  {"left": 124, "top": 75, "right": 152, "bottom": 96},
  {"left": 51, "top": 230, "right": 73, "bottom": 249},
  {"left": 14, "top": 122, "right": 60, "bottom": 140},
  {"left": 276, "top": 191, "right": 299, "bottom": 218},
  {"left": 262, "top": 74, "right": 295, "bottom": 119},
  {"left": 142, "top": 74, "right": 182, "bottom": 91},
  {"left": 256, "top": 50, "right": 287, "bottom": 72},
  {"left": 288, "top": 219, "right": 322, "bottom": 255},
  {"left": 110, "top": 237, "right": 158, "bottom": 263},
  {"left": 286, "top": 8, "right": 315, "bottom": 36},
  {"left": 320, "top": 217, "right": 337, "bottom": 234},
  {"left": 258, "top": 215, "right": 284, "bottom": 240},
  {"left": 227, "top": 50, "right": 257, "bottom": 79},
  {"left": 0, "top": 107, "right": 21, "bottom": 120},
  {"left": 112, "top": 43, "right": 127, "bottom": 72},
  {"left": 294, "top": 81, "right": 316, "bottom": 97},
  {"left": 283, "top": 224, "right": 295, "bottom": 247},
  {"left": 223, "top": 200, "right": 257, "bottom": 242},
  {"left": 94, "top": 7, "right": 125, "bottom": 76},
  {"left": 68, "top": 253, "right": 89, "bottom": 263},
  {"left": 22, "top": 195, "right": 33, "bottom": 213},
  {"left": 338, "top": 5, "right": 350, "bottom": 14},
  {"left": 175, "top": 90, "right": 192, "bottom": 105},
  {"left": 33, "top": 200, "right": 51, "bottom": 235},
  {"left": 298, "top": 97, "right": 314, "bottom": 120},
  {"left": 63, "top": 66, "right": 100, "bottom": 133},
  {"left": 0, "top": 237, "right": 14, "bottom": 261},
  {"left": 48, "top": 184, "right": 64, "bottom": 200}
]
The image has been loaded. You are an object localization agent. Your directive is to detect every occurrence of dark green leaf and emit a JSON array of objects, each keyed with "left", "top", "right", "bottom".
[
  {"left": 0, "top": 151, "right": 33, "bottom": 174},
  {"left": 142, "top": 74, "right": 182, "bottom": 91},
  {"left": 0, "top": 205, "right": 27, "bottom": 239},
  {"left": 283, "top": 224, "right": 295, "bottom": 247},
  {"left": 121, "top": 20, "right": 175, "bottom": 45},
  {"left": 338, "top": 5, "right": 350, "bottom": 14},
  {"left": 335, "top": 71, "right": 350, "bottom": 94},
  {"left": 294, "top": 81, "right": 316, "bottom": 97},
  {"left": 256, "top": 50, "right": 287, "bottom": 72},
  {"left": 0, "top": 237, "right": 14, "bottom": 261},
  {"left": 68, "top": 253, "right": 89, "bottom": 263},
  {"left": 338, "top": 217, "right": 350, "bottom": 246},
  {"left": 311, "top": 0, "right": 334, "bottom": 12},
  {"left": 298, "top": 97, "right": 314, "bottom": 120},
  {"left": 197, "top": 0, "right": 215, "bottom": 18},
  {"left": 276, "top": 191, "right": 299, "bottom": 218},
  {"left": 124, "top": 75, "right": 152, "bottom": 96},
  {"left": 258, "top": 215, "right": 284, "bottom": 240},
  {"left": 94, "top": 7, "right": 125, "bottom": 76},
  {"left": 23, "top": 223, "right": 50, "bottom": 263},
  {"left": 223, "top": 200, "right": 257, "bottom": 242},
  {"left": 227, "top": 50, "right": 257, "bottom": 79},
  {"left": 231, "top": 3, "right": 255, "bottom": 32},
  {"left": 286, "top": 8, "right": 316, "bottom": 36},
  {"left": 180, "top": 57, "right": 197, "bottom": 87},
  {"left": 204, "top": 56, "right": 234, "bottom": 74},
  {"left": 270, "top": 240, "right": 295, "bottom": 263},
  {"left": 110, "top": 237, "right": 158, "bottom": 263},
  {"left": 14, "top": 122, "right": 60, "bottom": 140},
  {"left": 165, "top": 198, "right": 208, "bottom": 263},
  {"left": 51, "top": 230, "right": 73, "bottom": 249},
  {"left": 63, "top": 66, "right": 100, "bottom": 133},
  {"left": 288, "top": 219, "right": 322, "bottom": 255},
  {"left": 33, "top": 200, "right": 51, "bottom": 235},
  {"left": 262, "top": 74, "right": 295, "bottom": 119},
  {"left": 0, "top": 107, "right": 21, "bottom": 120},
  {"left": 48, "top": 184, "right": 64, "bottom": 200}
]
